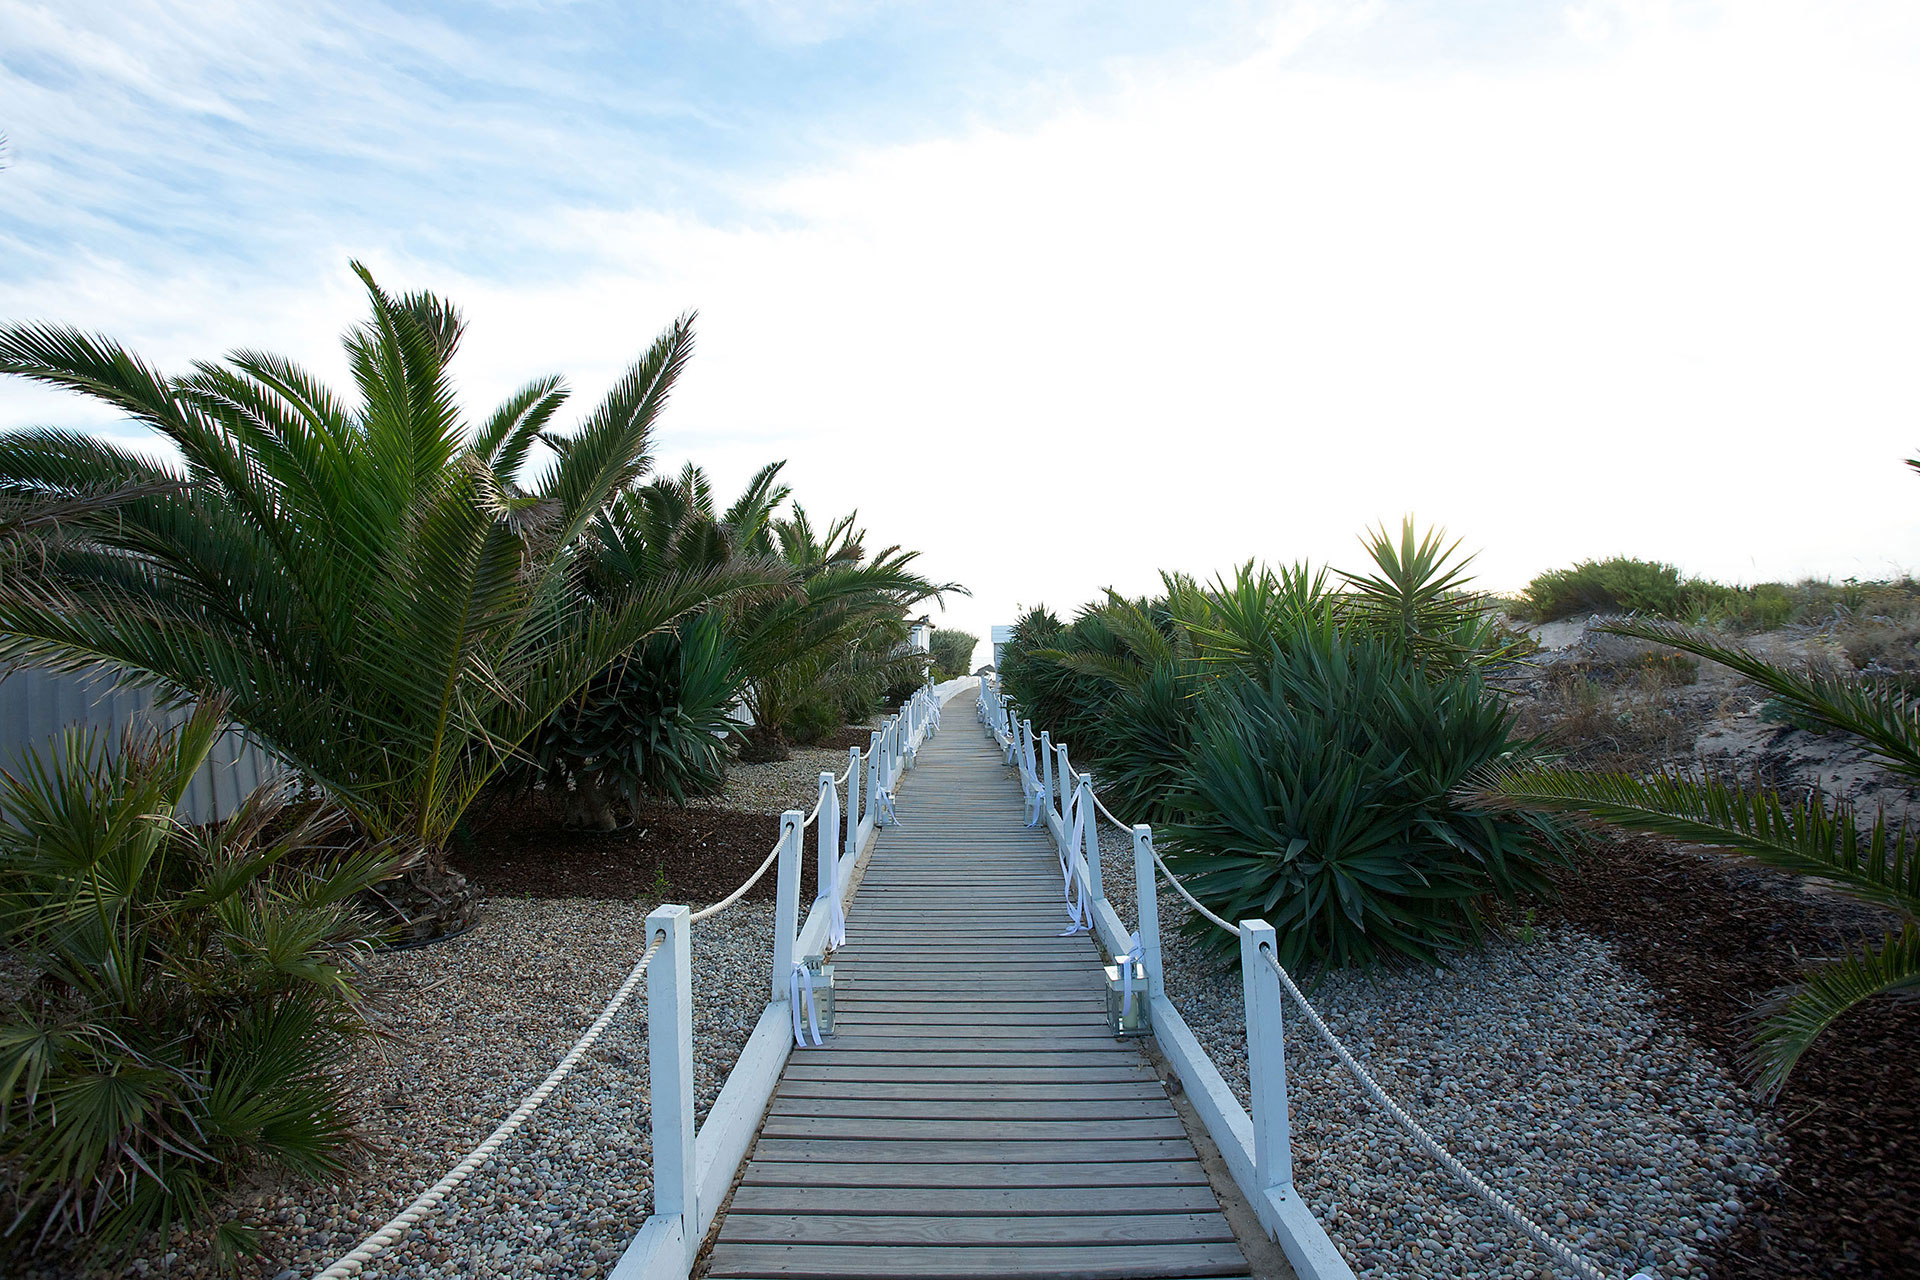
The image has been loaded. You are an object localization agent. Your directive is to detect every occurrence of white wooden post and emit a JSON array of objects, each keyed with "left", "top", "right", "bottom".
[
  {"left": 1055, "top": 743, "right": 1070, "bottom": 821},
  {"left": 1133, "top": 825, "right": 1164, "bottom": 1001},
  {"left": 844, "top": 746, "right": 862, "bottom": 860},
  {"left": 1019, "top": 718, "right": 1032, "bottom": 781},
  {"left": 818, "top": 772, "right": 839, "bottom": 906},
  {"left": 866, "top": 731, "right": 882, "bottom": 816},
  {"left": 645, "top": 903, "right": 697, "bottom": 1267},
  {"left": 1240, "top": 918, "right": 1294, "bottom": 1196},
  {"left": 1040, "top": 731, "right": 1055, "bottom": 818},
  {"left": 771, "top": 810, "right": 802, "bottom": 1002},
  {"left": 1076, "top": 776, "right": 1104, "bottom": 903}
]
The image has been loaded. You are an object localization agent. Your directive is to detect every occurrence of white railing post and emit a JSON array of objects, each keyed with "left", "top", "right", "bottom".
[
  {"left": 1076, "top": 776, "right": 1104, "bottom": 903},
  {"left": 866, "top": 731, "right": 883, "bottom": 816},
  {"left": 818, "top": 771, "right": 839, "bottom": 905},
  {"left": 771, "top": 810, "right": 802, "bottom": 1002},
  {"left": 645, "top": 903, "right": 697, "bottom": 1268},
  {"left": 844, "top": 746, "right": 862, "bottom": 860},
  {"left": 1133, "top": 825, "right": 1164, "bottom": 1001},
  {"left": 1240, "top": 918, "right": 1294, "bottom": 1197},
  {"left": 1040, "top": 731, "right": 1055, "bottom": 817},
  {"left": 1056, "top": 743, "right": 1071, "bottom": 821}
]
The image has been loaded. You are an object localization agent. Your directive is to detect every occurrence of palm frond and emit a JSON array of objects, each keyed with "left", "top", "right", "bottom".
[
  {"left": 1597, "top": 618, "right": 1920, "bottom": 779},
  {"left": 1753, "top": 925, "right": 1920, "bottom": 1095},
  {"left": 1478, "top": 763, "right": 1920, "bottom": 917}
]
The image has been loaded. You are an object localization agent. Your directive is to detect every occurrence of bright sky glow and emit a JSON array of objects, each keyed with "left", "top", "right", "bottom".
[{"left": 4, "top": 1, "right": 1919, "bottom": 661}]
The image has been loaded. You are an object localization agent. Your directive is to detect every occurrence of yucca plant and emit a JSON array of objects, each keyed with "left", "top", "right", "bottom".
[
  {"left": 507, "top": 614, "right": 746, "bottom": 826},
  {"left": 0, "top": 263, "right": 751, "bottom": 909},
  {"left": 0, "top": 703, "right": 388, "bottom": 1270},
  {"left": 1163, "top": 630, "right": 1564, "bottom": 967},
  {"left": 1482, "top": 612, "right": 1920, "bottom": 1093}
]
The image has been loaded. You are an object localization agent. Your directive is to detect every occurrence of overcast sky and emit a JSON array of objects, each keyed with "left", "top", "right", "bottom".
[{"left": 4, "top": 1, "right": 1918, "bottom": 663}]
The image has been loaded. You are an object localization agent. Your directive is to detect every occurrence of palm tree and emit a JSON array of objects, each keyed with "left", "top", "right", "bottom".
[
  {"left": 1482, "top": 614, "right": 1920, "bottom": 1094},
  {"left": 730, "top": 502, "right": 959, "bottom": 757},
  {"left": 0, "top": 263, "right": 748, "bottom": 920},
  {"left": 589, "top": 462, "right": 960, "bottom": 759}
]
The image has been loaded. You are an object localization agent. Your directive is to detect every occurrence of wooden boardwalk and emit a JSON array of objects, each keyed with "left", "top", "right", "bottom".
[{"left": 706, "top": 718, "right": 1251, "bottom": 1280}]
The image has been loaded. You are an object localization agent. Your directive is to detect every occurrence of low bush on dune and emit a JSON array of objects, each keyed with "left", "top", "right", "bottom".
[{"left": 1514, "top": 555, "right": 1920, "bottom": 632}]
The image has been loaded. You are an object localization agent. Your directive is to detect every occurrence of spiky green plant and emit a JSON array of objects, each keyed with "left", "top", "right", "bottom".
[
  {"left": 1163, "top": 630, "right": 1564, "bottom": 967},
  {"left": 1482, "top": 611, "right": 1920, "bottom": 1093},
  {"left": 0, "top": 703, "right": 388, "bottom": 1270},
  {"left": 0, "top": 263, "right": 749, "bottom": 874}
]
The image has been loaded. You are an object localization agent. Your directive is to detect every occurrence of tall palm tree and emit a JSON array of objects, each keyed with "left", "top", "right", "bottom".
[
  {"left": 1482, "top": 607, "right": 1920, "bottom": 1093},
  {"left": 0, "top": 263, "right": 746, "bottom": 904}
]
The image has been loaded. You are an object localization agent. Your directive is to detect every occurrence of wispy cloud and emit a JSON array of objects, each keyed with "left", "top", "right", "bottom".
[{"left": 4, "top": 1, "right": 1919, "bottom": 644}]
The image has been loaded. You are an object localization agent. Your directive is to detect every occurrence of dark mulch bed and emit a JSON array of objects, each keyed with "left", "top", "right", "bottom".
[
  {"left": 806, "top": 725, "right": 878, "bottom": 753},
  {"left": 455, "top": 791, "right": 822, "bottom": 905},
  {"left": 1541, "top": 834, "right": 1919, "bottom": 1279}
]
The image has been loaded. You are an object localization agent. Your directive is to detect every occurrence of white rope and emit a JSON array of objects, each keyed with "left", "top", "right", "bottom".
[
  {"left": 1147, "top": 837, "right": 1239, "bottom": 934},
  {"left": 1256, "top": 948, "right": 1642, "bottom": 1280},
  {"left": 689, "top": 836, "right": 782, "bottom": 924},
  {"left": 312, "top": 931, "right": 666, "bottom": 1279}
]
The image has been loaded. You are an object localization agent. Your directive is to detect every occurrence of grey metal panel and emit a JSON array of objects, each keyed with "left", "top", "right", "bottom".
[{"left": 0, "top": 664, "right": 283, "bottom": 824}]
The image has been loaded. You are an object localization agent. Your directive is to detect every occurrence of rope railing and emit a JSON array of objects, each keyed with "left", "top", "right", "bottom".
[
  {"left": 313, "top": 932, "right": 668, "bottom": 1280},
  {"left": 315, "top": 680, "right": 950, "bottom": 1280},
  {"left": 976, "top": 674, "right": 1651, "bottom": 1280}
]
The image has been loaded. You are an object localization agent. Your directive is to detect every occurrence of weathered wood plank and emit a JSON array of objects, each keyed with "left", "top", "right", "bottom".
[
  {"left": 768, "top": 1096, "right": 1175, "bottom": 1120},
  {"left": 747, "top": 1138, "right": 1200, "bottom": 1164},
  {"left": 756, "top": 1116, "right": 1188, "bottom": 1141},
  {"left": 739, "top": 1160, "right": 1209, "bottom": 1188},
  {"left": 704, "top": 1241, "right": 1250, "bottom": 1279},
  {"left": 779, "top": 1063, "right": 1155, "bottom": 1083},
  {"left": 716, "top": 1212, "right": 1236, "bottom": 1246},
  {"left": 774, "top": 1079, "right": 1168, "bottom": 1101},
  {"left": 727, "top": 1185, "right": 1224, "bottom": 1216}
]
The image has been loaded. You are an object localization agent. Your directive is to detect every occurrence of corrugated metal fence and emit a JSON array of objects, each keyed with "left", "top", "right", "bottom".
[{"left": 0, "top": 665, "right": 282, "bottom": 824}]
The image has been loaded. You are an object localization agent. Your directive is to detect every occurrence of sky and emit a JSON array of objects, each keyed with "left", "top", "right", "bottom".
[{"left": 4, "top": 1, "right": 1919, "bottom": 667}]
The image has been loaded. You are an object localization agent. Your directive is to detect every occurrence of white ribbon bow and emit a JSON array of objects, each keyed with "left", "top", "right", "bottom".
[
  {"left": 790, "top": 961, "right": 823, "bottom": 1047},
  {"left": 1024, "top": 782, "right": 1046, "bottom": 827},
  {"left": 1057, "top": 795, "right": 1091, "bottom": 935},
  {"left": 815, "top": 868, "right": 847, "bottom": 952},
  {"left": 1117, "top": 932, "right": 1145, "bottom": 1017},
  {"left": 876, "top": 787, "right": 900, "bottom": 826}
]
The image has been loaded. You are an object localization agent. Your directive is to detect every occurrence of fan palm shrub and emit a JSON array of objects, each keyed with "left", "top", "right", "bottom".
[
  {"left": 0, "top": 263, "right": 749, "bottom": 911},
  {"left": 0, "top": 703, "right": 387, "bottom": 1269},
  {"left": 1482, "top": 614, "right": 1920, "bottom": 1093}
]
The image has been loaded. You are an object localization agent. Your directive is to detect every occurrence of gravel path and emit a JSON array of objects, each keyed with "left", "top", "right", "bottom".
[
  {"left": 111, "top": 898, "right": 776, "bottom": 1280},
  {"left": 1075, "top": 806, "right": 1783, "bottom": 1280}
]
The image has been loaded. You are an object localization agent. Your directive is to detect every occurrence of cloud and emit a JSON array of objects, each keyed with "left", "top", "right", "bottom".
[{"left": 4, "top": 1, "right": 1918, "bottom": 651}]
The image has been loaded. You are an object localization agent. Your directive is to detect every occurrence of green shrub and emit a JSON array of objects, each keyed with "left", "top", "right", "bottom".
[
  {"left": 0, "top": 705, "right": 388, "bottom": 1270},
  {"left": 1163, "top": 632, "right": 1565, "bottom": 969},
  {"left": 1517, "top": 557, "right": 1724, "bottom": 622},
  {"left": 508, "top": 615, "right": 744, "bottom": 826},
  {"left": 928, "top": 628, "right": 979, "bottom": 680}
]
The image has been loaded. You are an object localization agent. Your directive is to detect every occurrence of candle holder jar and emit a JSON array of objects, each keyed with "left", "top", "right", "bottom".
[
  {"left": 799, "top": 952, "right": 835, "bottom": 1035},
  {"left": 1104, "top": 957, "right": 1150, "bottom": 1037}
]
